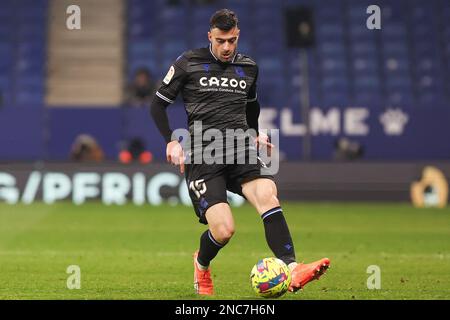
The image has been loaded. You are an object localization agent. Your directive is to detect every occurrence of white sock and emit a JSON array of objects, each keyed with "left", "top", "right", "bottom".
[{"left": 288, "top": 262, "right": 298, "bottom": 271}]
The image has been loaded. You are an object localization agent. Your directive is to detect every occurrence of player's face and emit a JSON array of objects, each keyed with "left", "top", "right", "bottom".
[{"left": 208, "top": 27, "right": 240, "bottom": 62}]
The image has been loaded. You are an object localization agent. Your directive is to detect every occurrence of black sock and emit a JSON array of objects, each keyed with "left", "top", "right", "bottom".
[
  {"left": 261, "top": 206, "right": 296, "bottom": 265},
  {"left": 197, "top": 230, "right": 225, "bottom": 267}
]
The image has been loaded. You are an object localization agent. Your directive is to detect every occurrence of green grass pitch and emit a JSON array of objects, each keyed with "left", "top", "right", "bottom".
[{"left": 0, "top": 202, "right": 449, "bottom": 300}]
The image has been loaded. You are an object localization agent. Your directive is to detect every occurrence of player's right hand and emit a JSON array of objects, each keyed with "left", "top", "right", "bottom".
[
  {"left": 166, "top": 140, "right": 185, "bottom": 174},
  {"left": 255, "top": 132, "right": 275, "bottom": 157}
]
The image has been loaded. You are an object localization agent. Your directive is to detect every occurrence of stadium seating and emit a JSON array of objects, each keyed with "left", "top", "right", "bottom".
[
  {"left": 0, "top": 0, "right": 447, "bottom": 109},
  {"left": 0, "top": 0, "right": 48, "bottom": 106},
  {"left": 125, "top": 0, "right": 449, "bottom": 110}
]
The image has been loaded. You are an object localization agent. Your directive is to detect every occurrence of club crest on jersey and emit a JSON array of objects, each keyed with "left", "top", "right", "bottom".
[
  {"left": 199, "top": 76, "right": 247, "bottom": 89},
  {"left": 163, "top": 65, "right": 175, "bottom": 85},
  {"left": 235, "top": 66, "right": 245, "bottom": 78}
]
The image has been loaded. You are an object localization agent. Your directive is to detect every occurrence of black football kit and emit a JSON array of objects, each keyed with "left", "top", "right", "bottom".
[{"left": 151, "top": 45, "right": 274, "bottom": 224}]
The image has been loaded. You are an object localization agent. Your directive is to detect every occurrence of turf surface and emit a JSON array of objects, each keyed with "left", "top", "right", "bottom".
[{"left": 0, "top": 202, "right": 449, "bottom": 300}]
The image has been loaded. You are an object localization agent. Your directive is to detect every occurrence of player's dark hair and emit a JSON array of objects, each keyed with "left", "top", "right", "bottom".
[{"left": 209, "top": 9, "right": 238, "bottom": 31}]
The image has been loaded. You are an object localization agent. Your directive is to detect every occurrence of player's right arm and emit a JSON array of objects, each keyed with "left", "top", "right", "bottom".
[{"left": 150, "top": 54, "right": 189, "bottom": 173}]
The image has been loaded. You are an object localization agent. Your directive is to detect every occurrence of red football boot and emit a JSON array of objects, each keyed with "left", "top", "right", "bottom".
[
  {"left": 193, "top": 250, "right": 214, "bottom": 295},
  {"left": 289, "top": 258, "right": 330, "bottom": 292}
]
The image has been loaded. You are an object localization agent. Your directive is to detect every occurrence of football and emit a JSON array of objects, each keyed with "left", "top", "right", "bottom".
[{"left": 250, "top": 257, "right": 291, "bottom": 298}]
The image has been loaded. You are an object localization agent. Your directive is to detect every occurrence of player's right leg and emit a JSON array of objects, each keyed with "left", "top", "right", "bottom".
[
  {"left": 193, "top": 203, "right": 235, "bottom": 295},
  {"left": 186, "top": 163, "right": 233, "bottom": 295}
]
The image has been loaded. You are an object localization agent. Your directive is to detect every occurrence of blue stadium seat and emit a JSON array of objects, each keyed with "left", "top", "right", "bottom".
[
  {"left": 350, "top": 41, "right": 378, "bottom": 55},
  {"left": 15, "top": 91, "right": 44, "bottom": 105},
  {"left": 316, "top": 23, "right": 344, "bottom": 39},
  {"left": 352, "top": 58, "right": 379, "bottom": 73},
  {"left": 322, "top": 75, "right": 349, "bottom": 89},
  {"left": 321, "top": 58, "right": 347, "bottom": 72},
  {"left": 354, "top": 75, "right": 380, "bottom": 88},
  {"left": 384, "top": 60, "right": 410, "bottom": 77},
  {"left": 254, "top": 40, "right": 283, "bottom": 55},
  {"left": 321, "top": 92, "right": 350, "bottom": 107},
  {"left": 0, "top": 75, "right": 11, "bottom": 90},
  {"left": 258, "top": 57, "right": 282, "bottom": 73},
  {"left": 162, "top": 40, "right": 187, "bottom": 58},
  {"left": 129, "top": 41, "right": 158, "bottom": 59},
  {"left": 236, "top": 41, "right": 251, "bottom": 55},
  {"left": 258, "top": 85, "right": 285, "bottom": 106},
  {"left": 0, "top": 0, "right": 48, "bottom": 106},
  {"left": 353, "top": 91, "right": 383, "bottom": 106},
  {"left": 318, "top": 42, "right": 346, "bottom": 56},
  {"left": 253, "top": 7, "right": 282, "bottom": 25}
]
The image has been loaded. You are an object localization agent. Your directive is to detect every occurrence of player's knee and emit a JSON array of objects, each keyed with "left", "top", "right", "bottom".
[
  {"left": 256, "top": 186, "right": 279, "bottom": 209},
  {"left": 215, "top": 224, "right": 235, "bottom": 244}
]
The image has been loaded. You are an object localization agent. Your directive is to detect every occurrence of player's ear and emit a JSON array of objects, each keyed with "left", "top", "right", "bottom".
[{"left": 208, "top": 31, "right": 212, "bottom": 42}]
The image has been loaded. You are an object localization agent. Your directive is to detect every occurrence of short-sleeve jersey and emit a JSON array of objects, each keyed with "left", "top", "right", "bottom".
[{"left": 155, "top": 45, "right": 258, "bottom": 137}]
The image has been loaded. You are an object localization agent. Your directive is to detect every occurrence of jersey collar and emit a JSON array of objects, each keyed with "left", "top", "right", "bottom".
[{"left": 209, "top": 43, "right": 238, "bottom": 63}]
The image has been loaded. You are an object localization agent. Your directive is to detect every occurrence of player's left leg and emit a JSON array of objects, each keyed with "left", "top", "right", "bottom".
[
  {"left": 241, "top": 178, "right": 296, "bottom": 265},
  {"left": 241, "top": 177, "right": 330, "bottom": 292}
]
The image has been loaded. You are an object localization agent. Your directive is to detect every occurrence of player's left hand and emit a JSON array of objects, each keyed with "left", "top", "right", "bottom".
[{"left": 254, "top": 132, "right": 275, "bottom": 156}]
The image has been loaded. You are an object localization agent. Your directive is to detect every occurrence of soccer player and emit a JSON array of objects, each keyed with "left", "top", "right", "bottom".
[{"left": 150, "top": 9, "right": 330, "bottom": 295}]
